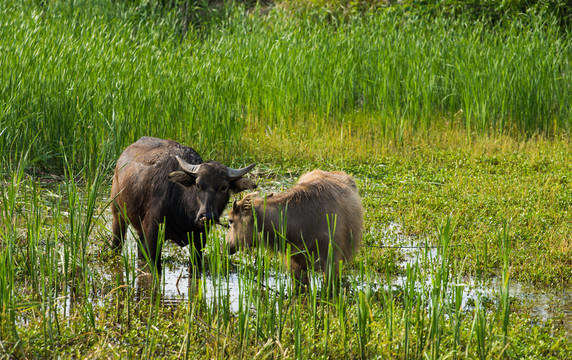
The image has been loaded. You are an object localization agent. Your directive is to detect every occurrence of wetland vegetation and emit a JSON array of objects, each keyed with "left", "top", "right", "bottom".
[{"left": 1, "top": 0, "right": 572, "bottom": 358}]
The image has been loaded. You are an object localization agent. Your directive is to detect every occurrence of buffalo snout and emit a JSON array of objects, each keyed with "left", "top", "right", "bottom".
[{"left": 197, "top": 211, "right": 218, "bottom": 222}]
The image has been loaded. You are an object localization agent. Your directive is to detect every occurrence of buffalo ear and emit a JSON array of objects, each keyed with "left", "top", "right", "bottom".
[
  {"left": 168, "top": 171, "right": 196, "bottom": 187},
  {"left": 240, "top": 192, "right": 258, "bottom": 212},
  {"left": 230, "top": 177, "right": 257, "bottom": 193}
]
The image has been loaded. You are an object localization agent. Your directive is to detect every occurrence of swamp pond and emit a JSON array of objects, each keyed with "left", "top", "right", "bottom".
[
  {"left": 63, "top": 190, "right": 572, "bottom": 337},
  {"left": 6, "top": 176, "right": 572, "bottom": 358}
]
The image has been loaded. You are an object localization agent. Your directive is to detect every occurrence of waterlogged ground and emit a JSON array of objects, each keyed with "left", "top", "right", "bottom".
[
  {"left": 77, "top": 175, "right": 572, "bottom": 339},
  {"left": 111, "top": 221, "right": 572, "bottom": 337},
  {"left": 380, "top": 223, "right": 572, "bottom": 336},
  {"left": 6, "top": 153, "right": 572, "bottom": 358}
]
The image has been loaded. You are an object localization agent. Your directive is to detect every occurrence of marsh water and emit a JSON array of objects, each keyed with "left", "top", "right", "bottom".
[
  {"left": 22, "top": 185, "right": 572, "bottom": 336},
  {"left": 107, "top": 219, "right": 572, "bottom": 336}
]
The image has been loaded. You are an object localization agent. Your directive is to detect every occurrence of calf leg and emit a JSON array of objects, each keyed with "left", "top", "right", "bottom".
[{"left": 290, "top": 259, "right": 310, "bottom": 294}]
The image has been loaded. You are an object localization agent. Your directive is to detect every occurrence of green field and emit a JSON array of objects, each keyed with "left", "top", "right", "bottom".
[{"left": 1, "top": 0, "right": 572, "bottom": 358}]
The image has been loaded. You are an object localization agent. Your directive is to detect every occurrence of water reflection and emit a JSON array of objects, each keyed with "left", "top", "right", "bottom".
[
  {"left": 505, "top": 281, "right": 572, "bottom": 334},
  {"left": 117, "top": 221, "right": 572, "bottom": 338},
  {"left": 382, "top": 221, "right": 572, "bottom": 336},
  {"left": 111, "top": 256, "right": 254, "bottom": 312},
  {"left": 44, "top": 206, "right": 572, "bottom": 339}
]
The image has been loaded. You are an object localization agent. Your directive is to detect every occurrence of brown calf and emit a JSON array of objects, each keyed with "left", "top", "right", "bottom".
[{"left": 226, "top": 170, "right": 363, "bottom": 289}]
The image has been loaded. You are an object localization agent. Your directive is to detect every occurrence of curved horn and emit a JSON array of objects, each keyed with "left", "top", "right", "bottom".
[
  {"left": 227, "top": 163, "right": 256, "bottom": 180},
  {"left": 232, "top": 199, "right": 239, "bottom": 213},
  {"left": 175, "top": 155, "right": 201, "bottom": 176}
]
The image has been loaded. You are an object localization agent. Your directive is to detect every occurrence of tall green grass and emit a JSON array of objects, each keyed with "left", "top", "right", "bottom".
[
  {"left": 0, "top": 151, "right": 109, "bottom": 357},
  {"left": 1, "top": 0, "right": 571, "bottom": 176}
]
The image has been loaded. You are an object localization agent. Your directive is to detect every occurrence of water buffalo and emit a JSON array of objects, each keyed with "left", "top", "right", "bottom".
[
  {"left": 226, "top": 169, "right": 363, "bottom": 289},
  {"left": 110, "top": 136, "right": 256, "bottom": 273}
]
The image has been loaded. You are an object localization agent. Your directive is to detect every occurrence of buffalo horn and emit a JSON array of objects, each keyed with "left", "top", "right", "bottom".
[
  {"left": 227, "top": 163, "right": 256, "bottom": 180},
  {"left": 175, "top": 155, "right": 201, "bottom": 176}
]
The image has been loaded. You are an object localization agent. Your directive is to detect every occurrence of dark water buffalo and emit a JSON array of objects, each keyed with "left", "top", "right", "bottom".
[
  {"left": 226, "top": 170, "right": 363, "bottom": 289},
  {"left": 110, "top": 136, "right": 256, "bottom": 273}
]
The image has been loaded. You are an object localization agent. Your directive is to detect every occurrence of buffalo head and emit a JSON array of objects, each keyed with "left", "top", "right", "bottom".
[{"left": 168, "top": 156, "right": 256, "bottom": 226}]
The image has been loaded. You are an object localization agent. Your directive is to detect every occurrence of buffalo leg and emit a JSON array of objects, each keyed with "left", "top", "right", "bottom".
[
  {"left": 111, "top": 203, "right": 128, "bottom": 250},
  {"left": 138, "top": 218, "right": 162, "bottom": 274}
]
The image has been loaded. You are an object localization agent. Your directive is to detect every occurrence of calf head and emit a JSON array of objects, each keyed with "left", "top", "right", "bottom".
[
  {"left": 226, "top": 194, "right": 258, "bottom": 255},
  {"left": 168, "top": 156, "right": 256, "bottom": 225}
]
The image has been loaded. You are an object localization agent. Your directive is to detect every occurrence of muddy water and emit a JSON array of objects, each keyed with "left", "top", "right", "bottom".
[
  {"left": 504, "top": 281, "right": 572, "bottom": 333},
  {"left": 112, "top": 236, "right": 289, "bottom": 312}
]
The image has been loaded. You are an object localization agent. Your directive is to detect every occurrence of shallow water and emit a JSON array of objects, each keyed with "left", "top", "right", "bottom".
[
  {"left": 135, "top": 221, "right": 572, "bottom": 337},
  {"left": 506, "top": 281, "right": 572, "bottom": 333},
  {"left": 382, "top": 221, "right": 572, "bottom": 335},
  {"left": 22, "top": 185, "right": 572, "bottom": 336}
]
